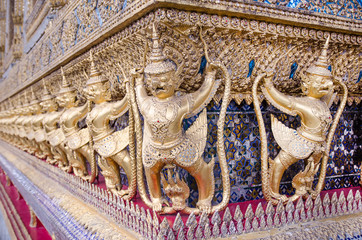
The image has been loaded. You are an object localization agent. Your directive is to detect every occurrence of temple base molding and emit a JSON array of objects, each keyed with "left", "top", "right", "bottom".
[
  {"left": 0, "top": 140, "right": 362, "bottom": 239},
  {"left": 0, "top": 140, "right": 138, "bottom": 239}
]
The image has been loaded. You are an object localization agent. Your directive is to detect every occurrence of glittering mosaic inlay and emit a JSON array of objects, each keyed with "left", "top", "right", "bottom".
[{"left": 115, "top": 100, "right": 360, "bottom": 207}]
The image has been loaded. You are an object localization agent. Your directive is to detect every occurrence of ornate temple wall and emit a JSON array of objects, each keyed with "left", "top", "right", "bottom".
[{"left": 0, "top": 0, "right": 361, "bottom": 239}]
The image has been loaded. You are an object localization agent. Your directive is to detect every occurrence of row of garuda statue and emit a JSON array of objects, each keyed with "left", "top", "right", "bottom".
[{"left": 0, "top": 25, "right": 348, "bottom": 215}]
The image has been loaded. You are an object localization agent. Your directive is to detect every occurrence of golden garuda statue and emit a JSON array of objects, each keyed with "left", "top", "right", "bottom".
[
  {"left": 127, "top": 24, "right": 231, "bottom": 214},
  {"left": 32, "top": 87, "right": 55, "bottom": 164},
  {"left": 0, "top": 99, "right": 19, "bottom": 145},
  {"left": 253, "top": 37, "right": 348, "bottom": 204},
  {"left": 57, "top": 67, "right": 97, "bottom": 182},
  {"left": 13, "top": 93, "right": 31, "bottom": 151},
  {"left": 83, "top": 51, "right": 136, "bottom": 200},
  {"left": 41, "top": 82, "right": 72, "bottom": 172},
  {"left": 25, "top": 88, "right": 44, "bottom": 158}
]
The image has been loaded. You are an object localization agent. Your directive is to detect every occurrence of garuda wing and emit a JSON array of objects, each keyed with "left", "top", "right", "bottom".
[
  {"left": 94, "top": 127, "right": 129, "bottom": 158},
  {"left": 271, "top": 115, "right": 315, "bottom": 159},
  {"left": 175, "top": 109, "right": 208, "bottom": 167}
]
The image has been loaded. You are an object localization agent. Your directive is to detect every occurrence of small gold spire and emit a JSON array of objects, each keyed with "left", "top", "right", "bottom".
[
  {"left": 59, "top": 67, "right": 75, "bottom": 94},
  {"left": 306, "top": 36, "right": 332, "bottom": 78},
  {"left": 30, "top": 86, "right": 40, "bottom": 104},
  {"left": 149, "top": 23, "right": 166, "bottom": 63},
  {"left": 31, "top": 86, "right": 36, "bottom": 100},
  {"left": 61, "top": 67, "right": 70, "bottom": 88},
  {"left": 89, "top": 49, "right": 101, "bottom": 77},
  {"left": 42, "top": 80, "right": 54, "bottom": 101},
  {"left": 23, "top": 91, "right": 29, "bottom": 106},
  {"left": 144, "top": 23, "right": 176, "bottom": 75},
  {"left": 86, "top": 49, "right": 106, "bottom": 86}
]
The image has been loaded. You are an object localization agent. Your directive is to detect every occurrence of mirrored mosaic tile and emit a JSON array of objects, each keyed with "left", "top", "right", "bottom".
[{"left": 115, "top": 100, "right": 361, "bottom": 206}]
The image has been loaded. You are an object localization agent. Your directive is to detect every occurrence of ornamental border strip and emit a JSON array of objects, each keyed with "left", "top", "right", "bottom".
[
  {"left": 0, "top": 180, "right": 31, "bottom": 240},
  {"left": 1, "top": 141, "right": 362, "bottom": 239},
  {"left": 42, "top": 8, "right": 362, "bottom": 104},
  {"left": 1, "top": 0, "right": 362, "bottom": 103},
  {"left": 0, "top": 147, "right": 100, "bottom": 239}
]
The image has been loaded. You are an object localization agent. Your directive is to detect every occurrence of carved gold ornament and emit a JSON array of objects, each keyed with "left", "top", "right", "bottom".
[
  {"left": 125, "top": 24, "right": 231, "bottom": 215},
  {"left": 253, "top": 37, "right": 348, "bottom": 204},
  {"left": 84, "top": 51, "right": 137, "bottom": 200}
]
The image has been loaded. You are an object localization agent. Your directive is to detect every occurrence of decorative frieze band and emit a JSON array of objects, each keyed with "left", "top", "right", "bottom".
[
  {"left": 1, "top": 141, "right": 361, "bottom": 240},
  {"left": 6, "top": 8, "right": 358, "bottom": 107},
  {"left": 0, "top": 1, "right": 361, "bottom": 103}
]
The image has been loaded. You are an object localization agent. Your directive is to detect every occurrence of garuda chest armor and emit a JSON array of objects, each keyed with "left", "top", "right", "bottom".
[
  {"left": 60, "top": 108, "right": 90, "bottom": 150},
  {"left": 142, "top": 97, "right": 208, "bottom": 168},
  {"left": 271, "top": 98, "right": 332, "bottom": 159},
  {"left": 87, "top": 104, "right": 129, "bottom": 158}
]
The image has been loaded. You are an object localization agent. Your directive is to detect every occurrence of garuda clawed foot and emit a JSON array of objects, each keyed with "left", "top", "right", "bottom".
[
  {"left": 60, "top": 165, "right": 72, "bottom": 173},
  {"left": 270, "top": 192, "right": 289, "bottom": 203},
  {"left": 46, "top": 158, "right": 57, "bottom": 165},
  {"left": 196, "top": 199, "right": 212, "bottom": 214},
  {"left": 110, "top": 185, "right": 130, "bottom": 198},
  {"left": 151, "top": 197, "right": 170, "bottom": 213}
]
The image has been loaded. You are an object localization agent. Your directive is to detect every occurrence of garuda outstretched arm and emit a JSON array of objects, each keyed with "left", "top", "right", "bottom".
[
  {"left": 187, "top": 65, "right": 218, "bottom": 117},
  {"left": 262, "top": 72, "right": 297, "bottom": 116},
  {"left": 109, "top": 96, "right": 129, "bottom": 120},
  {"left": 76, "top": 103, "right": 89, "bottom": 121}
]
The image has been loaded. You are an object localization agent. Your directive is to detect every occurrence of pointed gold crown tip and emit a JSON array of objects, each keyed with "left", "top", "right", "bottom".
[
  {"left": 149, "top": 23, "right": 165, "bottom": 62},
  {"left": 144, "top": 23, "right": 176, "bottom": 75},
  {"left": 61, "top": 67, "right": 68, "bottom": 87},
  {"left": 58, "top": 66, "right": 76, "bottom": 94},
  {"left": 30, "top": 87, "right": 40, "bottom": 104},
  {"left": 90, "top": 50, "right": 96, "bottom": 69},
  {"left": 43, "top": 82, "right": 48, "bottom": 93},
  {"left": 42, "top": 81, "right": 54, "bottom": 101},
  {"left": 89, "top": 49, "right": 101, "bottom": 77},
  {"left": 305, "top": 37, "right": 331, "bottom": 78},
  {"left": 31, "top": 87, "right": 35, "bottom": 98},
  {"left": 152, "top": 23, "right": 158, "bottom": 40},
  {"left": 86, "top": 49, "right": 105, "bottom": 85},
  {"left": 323, "top": 36, "right": 330, "bottom": 50}
]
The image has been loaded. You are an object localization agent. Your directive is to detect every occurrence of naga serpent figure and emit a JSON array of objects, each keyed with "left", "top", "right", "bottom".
[
  {"left": 83, "top": 52, "right": 136, "bottom": 199},
  {"left": 41, "top": 82, "right": 72, "bottom": 172},
  {"left": 128, "top": 25, "right": 231, "bottom": 214},
  {"left": 57, "top": 67, "right": 97, "bottom": 182},
  {"left": 253, "top": 37, "right": 348, "bottom": 204}
]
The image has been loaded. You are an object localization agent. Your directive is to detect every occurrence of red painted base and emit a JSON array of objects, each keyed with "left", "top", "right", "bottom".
[{"left": 0, "top": 168, "right": 52, "bottom": 240}]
